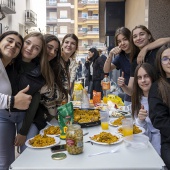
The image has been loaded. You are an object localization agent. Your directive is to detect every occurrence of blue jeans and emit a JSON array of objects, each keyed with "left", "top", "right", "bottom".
[{"left": 0, "top": 110, "right": 25, "bottom": 170}]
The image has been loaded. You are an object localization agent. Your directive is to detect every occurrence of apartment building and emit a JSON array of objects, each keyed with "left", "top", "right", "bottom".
[
  {"left": 0, "top": 0, "right": 46, "bottom": 36},
  {"left": 75, "top": 0, "right": 105, "bottom": 58},
  {"left": 46, "top": 0, "right": 105, "bottom": 59}
]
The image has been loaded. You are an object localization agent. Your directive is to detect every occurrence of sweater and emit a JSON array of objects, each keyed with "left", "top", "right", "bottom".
[
  {"left": 0, "top": 59, "right": 12, "bottom": 109},
  {"left": 135, "top": 96, "right": 161, "bottom": 155},
  {"left": 149, "top": 78, "right": 170, "bottom": 144}
]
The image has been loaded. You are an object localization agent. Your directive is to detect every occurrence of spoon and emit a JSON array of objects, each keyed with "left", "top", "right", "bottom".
[{"left": 88, "top": 147, "right": 119, "bottom": 157}]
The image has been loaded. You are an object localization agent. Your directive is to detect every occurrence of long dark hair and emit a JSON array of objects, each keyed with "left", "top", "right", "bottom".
[
  {"left": 155, "top": 43, "right": 170, "bottom": 106},
  {"left": 130, "top": 25, "right": 155, "bottom": 62},
  {"left": 114, "top": 27, "right": 131, "bottom": 46},
  {"left": 0, "top": 31, "right": 23, "bottom": 59},
  {"left": 44, "top": 34, "right": 67, "bottom": 98},
  {"left": 88, "top": 47, "right": 99, "bottom": 64},
  {"left": 131, "top": 63, "right": 157, "bottom": 118}
]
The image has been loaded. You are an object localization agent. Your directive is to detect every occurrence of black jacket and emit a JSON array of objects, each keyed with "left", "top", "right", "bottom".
[
  {"left": 148, "top": 79, "right": 170, "bottom": 144},
  {"left": 85, "top": 54, "right": 107, "bottom": 81}
]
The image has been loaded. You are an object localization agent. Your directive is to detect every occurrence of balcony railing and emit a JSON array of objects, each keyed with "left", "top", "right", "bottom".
[
  {"left": 46, "top": 17, "right": 57, "bottom": 23},
  {"left": 0, "top": 0, "right": 15, "bottom": 14},
  {"left": 78, "top": 0, "right": 98, "bottom": 4},
  {"left": 46, "top": 0, "right": 57, "bottom": 7},
  {"left": 25, "top": 10, "right": 37, "bottom": 27}
]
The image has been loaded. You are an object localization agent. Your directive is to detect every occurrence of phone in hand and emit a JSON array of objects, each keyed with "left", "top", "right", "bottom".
[{"left": 51, "top": 144, "right": 66, "bottom": 153}]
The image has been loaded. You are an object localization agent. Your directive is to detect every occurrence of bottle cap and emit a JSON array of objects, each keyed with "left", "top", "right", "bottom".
[{"left": 51, "top": 153, "right": 67, "bottom": 160}]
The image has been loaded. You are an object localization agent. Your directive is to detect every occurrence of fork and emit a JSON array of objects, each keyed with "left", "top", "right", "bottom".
[{"left": 88, "top": 147, "right": 119, "bottom": 157}]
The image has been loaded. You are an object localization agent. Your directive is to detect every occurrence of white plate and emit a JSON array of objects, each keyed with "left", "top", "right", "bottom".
[
  {"left": 116, "top": 125, "right": 145, "bottom": 135},
  {"left": 25, "top": 136, "right": 60, "bottom": 149},
  {"left": 90, "top": 134, "right": 123, "bottom": 145},
  {"left": 40, "top": 127, "right": 60, "bottom": 137},
  {"left": 109, "top": 118, "right": 122, "bottom": 127},
  {"left": 117, "top": 105, "right": 131, "bottom": 113}
]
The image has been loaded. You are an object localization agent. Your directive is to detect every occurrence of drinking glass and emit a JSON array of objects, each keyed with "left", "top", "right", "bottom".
[
  {"left": 100, "top": 110, "right": 109, "bottom": 130},
  {"left": 122, "top": 118, "right": 133, "bottom": 136}
]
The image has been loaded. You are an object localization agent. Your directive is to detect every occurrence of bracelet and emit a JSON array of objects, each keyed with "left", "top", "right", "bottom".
[
  {"left": 7, "top": 95, "right": 11, "bottom": 109},
  {"left": 10, "top": 96, "right": 15, "bottom": 111}
]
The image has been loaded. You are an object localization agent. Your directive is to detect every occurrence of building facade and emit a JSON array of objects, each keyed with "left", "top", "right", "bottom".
[
  {"left": 46, "top": 0, "right": 105, "bottom": 59},
  {"left": 0, "top": 0, "right": 46, "bottom": 36}
]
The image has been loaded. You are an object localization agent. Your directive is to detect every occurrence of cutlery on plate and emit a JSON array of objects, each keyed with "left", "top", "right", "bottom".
[
  {"left": 46, "top": 121, "right": 53, "bottom": 126},
  {"left": 88, "top": 147, "right": 119, "bottom": 157},
  {"left": 83, "top": 132, "right": 89, "bottom": 136},
  {"left": 85, "top": 141, "right": 93, "bottom": 145}
]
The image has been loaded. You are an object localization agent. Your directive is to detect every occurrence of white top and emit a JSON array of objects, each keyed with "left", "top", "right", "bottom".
[
  {"left": 10, "top": 118, "right": 165, "bottom": 170},
  {"left": 90, "top": 62, "right": 93, "bottom": 75},
  {"left": 135, "top": 96, "right": 161, "bottom": 155},
  {"left": 0, "top": 59, "right": 12, "bottom": 109},
  {"left": 69, "top": 58, "right": 77, "bottom": 83}
]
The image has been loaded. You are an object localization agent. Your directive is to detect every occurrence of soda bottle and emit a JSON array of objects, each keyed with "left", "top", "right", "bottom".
[{"left": 102, "top": 75, "right": 110, "bottom": 101}]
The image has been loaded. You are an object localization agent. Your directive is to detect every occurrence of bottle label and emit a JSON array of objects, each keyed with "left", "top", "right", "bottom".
[
  {"left": 66, "top": 139, "right": 75, "bottom": 146},
  {"left": 102, "top": 82, "right": 110, "bottom": 90}
]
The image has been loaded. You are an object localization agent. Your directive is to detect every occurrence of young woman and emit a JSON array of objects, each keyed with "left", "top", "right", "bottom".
[
  {"left": 33, "top": 34, "right": 68, "bottom": 130},
  {"left": 104, "top": 27, "right": 131, "bottom": 105},
  {"left": 85, "top": 47, "right": 106, "bottom": 99},
  {"left": 118, "top": 25, "right": 166, "bottom": 96},
  {"left": 131, "top": 63, "right": 160, "bottom": 155},
  {"left": 60, "top": 33, "right": 79, "bottom": 98},
  {"left": 6, "top": 32, "right": 52, "bottom": 153},
  {"left": 17, "top": 34, "right": 70, "bottom": 153},
  {"left": 149, "top": 43, "right": 170, "bottom": 169},
  {"left": 0, "top": 31, "right": 32, "bottom": 170}
]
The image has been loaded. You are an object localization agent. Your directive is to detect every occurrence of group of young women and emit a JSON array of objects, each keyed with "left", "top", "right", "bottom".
[
  {"left": 104, "top": 25, "right": 170, "bottom": 169},
  {"left": 0, "top": 31, "right": 79, "bottom": 170}
]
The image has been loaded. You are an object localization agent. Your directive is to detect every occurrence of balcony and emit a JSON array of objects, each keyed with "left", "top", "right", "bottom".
[
  {"left": 25, "top": 10, "right": 37, "bottom": 27},
  {"left": 46, "top": 0, "right": 57, "bottom": 8},
  {"left": 78, "top": 0, "right": 98, "bottom": 9},
  {"left": 46, "top": 17, "right": 57, "bottom": 24},
  {"left": 0, "top": 0, "right": 15, "bottom": 14},
  {"left": 46, "top": 31, "right": 57, "bottom": 36}
]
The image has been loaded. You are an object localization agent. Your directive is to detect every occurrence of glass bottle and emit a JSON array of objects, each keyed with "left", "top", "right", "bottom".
[
  {"left": 66, "top": 124, "right": 83, "bottom": 155},
  {"left": 102, "top": 75, "right": 110, "bottom": 98}
]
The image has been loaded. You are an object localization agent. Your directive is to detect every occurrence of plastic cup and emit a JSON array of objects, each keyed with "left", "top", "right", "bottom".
[
  {"left": 100, "top": 110, "right": 109, "bottom": 130},
  {"left": 122, "top": 118, "right": 133, "bottom": 136}
]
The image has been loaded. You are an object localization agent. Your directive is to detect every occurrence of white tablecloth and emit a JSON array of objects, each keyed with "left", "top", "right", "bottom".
[{"left": 10, "top": 119, "right": 165, "bottom": 170}]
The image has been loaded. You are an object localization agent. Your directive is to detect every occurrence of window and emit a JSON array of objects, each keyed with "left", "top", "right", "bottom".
[
  {"left": 60, "top": 10, "right": 67, "bottom": 19},
  {"left": 60, "top": 26, "right": 67, "bottom": 33},
  {"left": 49, "top": 0, "right": 57, "bottom": 5},
  {"left": 60, "top": 0, "right": 67, "bottom": 2},
  {"left": 49, "top": 12, "right": 57, "bottom": 21}
]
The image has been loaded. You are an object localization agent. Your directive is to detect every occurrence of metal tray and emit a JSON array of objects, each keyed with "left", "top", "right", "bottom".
[
  {"left": 74, "top": 108, "right": 100, "bottom": 128},
  {"left": 77, "top": 120, "right": 101, "bottom": 128}
]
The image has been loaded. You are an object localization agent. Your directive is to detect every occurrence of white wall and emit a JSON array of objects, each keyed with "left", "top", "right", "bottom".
[
  {"left": 0, "top": 0, "right": 46, "bottom": 34},
  {"left": 29, "top": 0, "right": 46, "bottom": 33},
  {"left": 11, "top": 0, "right": 27, "bottom": 32}
]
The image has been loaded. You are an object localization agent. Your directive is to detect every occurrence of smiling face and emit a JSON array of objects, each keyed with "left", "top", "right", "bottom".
[
  {"left": 62, "top": 37, "right": 77, "bottom": 58},
  {"left": 137, "top": 67, "right": 152, "bottom": 97},
  {"left": 132, "top": 28, "right": 151, "bottom": 49},
  {"left": 117, "top": 34, "right": 130, "bottom": 53},
  {"left": 22, "top": 36, "right": 42, "bottom": 62},
  {"left": 0, "top": 34, "right": 22, "bottom": 63},
  {"left": 46, "top": 40, "right": 59, "bottom": 61},
  {"left": 161, "top": 48, "right": 170, "bottom": 78}
]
